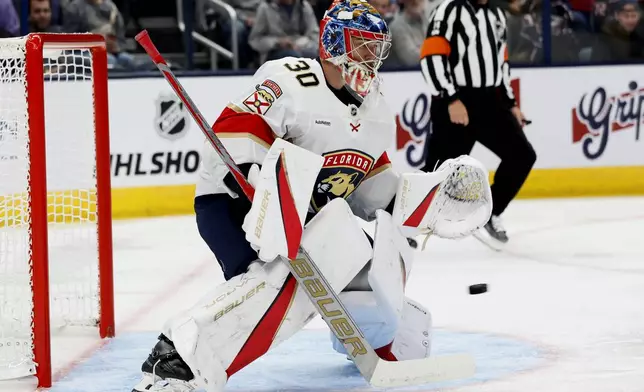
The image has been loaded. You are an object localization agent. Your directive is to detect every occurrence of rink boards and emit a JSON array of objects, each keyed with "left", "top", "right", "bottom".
[{"left": 4, "top": 64, "right": 644, "bottom": 218}]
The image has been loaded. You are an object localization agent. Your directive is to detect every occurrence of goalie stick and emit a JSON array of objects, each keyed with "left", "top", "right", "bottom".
[{"left": 135, "top": 30, "right": 475, "bottom": 387}]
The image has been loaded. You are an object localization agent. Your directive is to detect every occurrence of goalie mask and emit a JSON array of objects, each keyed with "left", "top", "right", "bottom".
[{"left": 320, "top": 0, "right": 392, "bottom": 101}]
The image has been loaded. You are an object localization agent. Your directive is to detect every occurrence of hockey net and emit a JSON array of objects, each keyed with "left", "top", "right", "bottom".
[{"left": 0, "top": 34, "right": 114, "bottom": 387}]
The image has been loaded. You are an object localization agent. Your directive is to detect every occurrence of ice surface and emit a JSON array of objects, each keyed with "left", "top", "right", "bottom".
[{"left": 4, "top": 196, "right": 644, "bottom": 392}]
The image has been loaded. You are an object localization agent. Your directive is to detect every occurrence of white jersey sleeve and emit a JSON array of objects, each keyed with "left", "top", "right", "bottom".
[
  {"left": 338, "top": 97, "right": 398, "bottom": 221},
  {"left": 347, "top": 151, "right": 399, "bottom": 221},
  {"left": 195, "top": 58, "right": 310, "bottom": 197}
]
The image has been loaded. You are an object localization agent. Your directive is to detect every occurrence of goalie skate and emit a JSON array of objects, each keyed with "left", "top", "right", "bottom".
[
  {"left": 473, "top": 215, "right": 508, "bottom": 251},
  {"left": 132, "top": 373, "right": 196, "bottom": 392},
  {"left": 132, "top": 334, "right": 198, "bottom": 392}
]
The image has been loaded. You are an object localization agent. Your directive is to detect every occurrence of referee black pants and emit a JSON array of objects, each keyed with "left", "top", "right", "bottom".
[{"left": 421, "top": 87, "right": 537, "bottom": 217}]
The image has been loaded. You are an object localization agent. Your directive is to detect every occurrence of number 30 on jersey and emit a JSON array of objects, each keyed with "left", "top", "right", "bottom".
[{"left": 284, "top": 60, "right": 319, "bottom": 88}]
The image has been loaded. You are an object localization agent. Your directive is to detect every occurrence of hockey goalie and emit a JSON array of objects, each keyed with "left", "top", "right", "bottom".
[{"left": 132, "top": 1, "right": 492, "bottom": 391}]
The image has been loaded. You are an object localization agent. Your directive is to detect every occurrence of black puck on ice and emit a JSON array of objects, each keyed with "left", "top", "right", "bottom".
[{"left": 469, "top": 284, "right": 488, "bottom": 295}]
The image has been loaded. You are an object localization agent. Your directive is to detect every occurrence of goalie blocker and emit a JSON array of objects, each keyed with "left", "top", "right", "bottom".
[{"left": 133, "top": 140, "right": 489, "bottom": 392}]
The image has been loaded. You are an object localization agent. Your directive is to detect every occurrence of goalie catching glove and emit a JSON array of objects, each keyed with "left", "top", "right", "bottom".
[{"left": 392, "top": 155, "right": 492, "bottom": 241}]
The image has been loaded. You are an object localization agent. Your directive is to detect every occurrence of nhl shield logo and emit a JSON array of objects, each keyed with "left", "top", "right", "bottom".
[{"left": 154, "top": 93, "right": 189, "bottom": 140}]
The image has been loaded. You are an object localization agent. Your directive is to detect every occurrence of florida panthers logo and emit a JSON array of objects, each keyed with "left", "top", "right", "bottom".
[
  {"left": 311, "top": 150, "right": 374, "bottom": 212},
  {"left": 318, "top": 171, "right": 358, "bottom": 197},
  {"left": 243, "top": 86, "right": 276, "bottom": 115}
]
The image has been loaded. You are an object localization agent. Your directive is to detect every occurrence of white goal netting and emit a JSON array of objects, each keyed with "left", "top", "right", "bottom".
[{"left": 0, "top": 36, "right": 101, "bottom": 380}]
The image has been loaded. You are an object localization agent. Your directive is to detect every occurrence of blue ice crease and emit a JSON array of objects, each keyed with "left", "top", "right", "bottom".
[{"left": 50, "top": 329, "right": 544, "bottom": 391}]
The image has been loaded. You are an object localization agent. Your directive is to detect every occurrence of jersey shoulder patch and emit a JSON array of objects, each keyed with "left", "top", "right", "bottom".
[
  {"left": 242, "top": 57, "right": 322, "bottom": 114},
  {"left": 241, "top": 84, "right": 280, "bottom": 115},
  {"left": 239, "top": 62, "right": 292, "bottom": 115}
]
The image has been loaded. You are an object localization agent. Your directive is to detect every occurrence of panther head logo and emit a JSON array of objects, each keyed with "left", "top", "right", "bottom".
[
  {"left": 317, "top": 170, "right": 358, "bottom": 198},
  {"left": 310, "top": 149, "right": 373, "bottom": 212}
]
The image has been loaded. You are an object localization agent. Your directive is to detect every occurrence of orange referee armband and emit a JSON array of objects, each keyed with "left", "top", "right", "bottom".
[{"left": 420, "top": 36, "right": 451, "bottom": 59}]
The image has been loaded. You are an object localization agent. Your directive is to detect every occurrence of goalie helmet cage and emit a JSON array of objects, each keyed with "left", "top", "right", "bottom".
[{"left": 0, "top": 33, "right": 114, "bottom": 388}]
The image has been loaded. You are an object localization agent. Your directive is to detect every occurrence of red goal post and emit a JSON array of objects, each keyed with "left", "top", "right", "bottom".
[{"left": 0, "top": 33, "right": 114, "bottom": 388}]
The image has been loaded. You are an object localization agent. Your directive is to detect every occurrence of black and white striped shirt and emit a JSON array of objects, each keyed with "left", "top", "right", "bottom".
[{"left": 419, "top": 0, "right": 515, "bottom": 106}]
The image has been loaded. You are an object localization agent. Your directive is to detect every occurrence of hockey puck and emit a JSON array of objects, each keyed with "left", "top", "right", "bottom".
[{"left": 469, "top": 284, "right": 488, "bottom": 295}]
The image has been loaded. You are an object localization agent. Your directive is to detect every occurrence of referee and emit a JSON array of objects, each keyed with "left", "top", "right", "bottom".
[{"left": 419, "top": 0, "right": 536, "bottom": 249}]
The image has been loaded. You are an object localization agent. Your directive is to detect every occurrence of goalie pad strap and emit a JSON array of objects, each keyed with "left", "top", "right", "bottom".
[{"left": 369, "top": 210, "right": 414, "bottom": 326}]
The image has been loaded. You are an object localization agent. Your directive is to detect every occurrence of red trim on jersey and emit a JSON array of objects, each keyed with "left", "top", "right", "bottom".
[
  {"left": 403, "top": 184, "right": 440, "bottom": 228},
  {"left": 373, "top": 152, "right": 391, "bottom": 171},
  {"left": 365, "top": 152, "right": 392, "bottom": 180},
  {"left": 225, "top": 275, "right": 298, "bottom": 377},
  {"left": 375, "top": 341, "right": 398, "bottom": 361},
  {"left": 213, "top": 106, "right": 276, "bottom": 147}
]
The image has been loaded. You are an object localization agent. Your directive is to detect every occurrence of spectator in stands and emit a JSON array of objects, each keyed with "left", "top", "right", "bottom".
[
  {"left": 30, "top": 0, "right": 63, "bottom": 33},
  {"left": 63, "top": 0, "right": 137, "bottom": 70},
  {"left": 221, "top": 0, "right": 260, "bottom": 27},
  {"left": 506, "top": 0, "right": 581, "bottom": 63},
  {"left": 18, "top": 0, "right": 64, "bottom": 26},
  {"left": 370, "top": 0, "right": 396, "bottom": 24},
  {"left": 569, "top": 0, "right": 594, "bottom": 27},
  {"left": 0, "top": 0, "right": 20, "bottom": 37},
  {"left": 223, "top": 0, "right": 258, "bottom": 67},
  {"left": 198, "top": 0, "right": 259, "bottom": 68},
  {"left": 248, "top": 0, "right": 319, "bottom": 62},
  {"left": 591, "top": 0, "right": 644, "bottom": 61},
  {"left": 310, "top": 0, "right": 334, "bottom": 21},
  {"left": 387, "top": 0, "right": 429, "bottom": 67}
]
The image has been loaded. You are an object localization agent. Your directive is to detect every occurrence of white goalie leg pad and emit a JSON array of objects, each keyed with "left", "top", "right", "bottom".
[
  {"left": 369, "top": 209, "right": 415, "bottom": 326},
  {"left": 242, "top": 138, "right": 325, "bottom": 262},
  {"left": 330, "top": 291, "right": 396, "bottom": 354},
  {"left": 391, "top": 297, "right": 433, "bottom": 360},
  {"left": 330, "top": 210, "right": 416, "bottom": 357},
  {"left": 329, "top": 295, "right": 432, "bottom": 361},
  {"left": 164, "top": 198, "right": 372, "bottom": 392}
]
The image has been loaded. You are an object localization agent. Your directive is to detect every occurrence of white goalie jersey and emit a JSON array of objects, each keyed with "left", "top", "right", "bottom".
[
  {"left": 154, "top": 57, "right": 489, "bottom": 392},
  {"left": 196, "top": 56, "right": 399, "bottom": 220}
]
